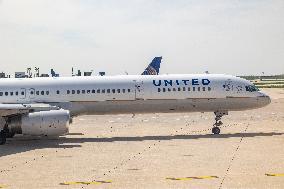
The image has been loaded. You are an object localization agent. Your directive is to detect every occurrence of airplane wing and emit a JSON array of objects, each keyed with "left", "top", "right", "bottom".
[{"left": 0, "top": 103, "right": 60, "bottom": 117}]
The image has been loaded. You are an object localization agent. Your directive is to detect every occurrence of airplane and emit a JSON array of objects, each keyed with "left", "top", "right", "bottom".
[
  {"left": 141, "top": 57, "right": 162, "bottom": 75},
  {"left": 0, "top": 74, "right": 271, "bottom": 145}
]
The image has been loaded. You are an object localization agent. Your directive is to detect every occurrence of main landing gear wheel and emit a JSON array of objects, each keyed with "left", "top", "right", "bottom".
[
  {"left": 6, "top": 132, "right": 15, "bottom": 138},
  {"left": 0, "top": 130, "right": 7, "bottom": 145}
]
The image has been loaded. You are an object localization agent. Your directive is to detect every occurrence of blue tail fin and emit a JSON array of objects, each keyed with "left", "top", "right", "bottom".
[{"left": 141, "top": 57, "right": 162, "bottom": 75}]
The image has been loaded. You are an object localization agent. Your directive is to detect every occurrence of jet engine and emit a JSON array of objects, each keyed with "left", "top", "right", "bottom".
[{"left": 8, "top": 110, "right": 70, "bottom": 136}]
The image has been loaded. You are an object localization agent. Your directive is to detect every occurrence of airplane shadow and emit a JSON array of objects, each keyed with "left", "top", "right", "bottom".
[{"left": 0, "top": 132, "right": 283, "bottom": 157}]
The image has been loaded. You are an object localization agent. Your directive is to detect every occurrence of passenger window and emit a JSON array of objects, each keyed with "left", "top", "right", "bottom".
[
  {"left": 158, "top": 88, "right": 161, "bottom": 92},
  {"left": 77, "top": 90, "right": 80, "bottom": 94},
  {"left": 198, "top": 87, "right": 200, "bottom": 91},
  {"left": 208, "top": 87, "right": 211, "bottom": 91},
  {"left": 168, "top": 88, "right": 171, "bottom": 92},
  {"left": 123, "top": 89, "right": 126, "bottom": 93},
  {"left": 183, "top": 87, "right": 186, "bottom": 91},
  {"left": 10, "top": 92, "right": 13, "bottom": 96},
  {"left": 193, "top": 87, "right": 195, "bottom": 91},
  {"left": 36, "top": 91, "right": 40, "bottom": 95},
  {"left": 117, "top": 89, "right": 120, "bottom": 93},
  {"left": 87, "top": 90, "right": 90, "bottom": 94},
  {"left": 163, "top": 88, "right": 166, "bottom": 92},
  {"left": 82, "top": 90, "right": 85, "bottom": 94},
  {"left": 178, "top": 87, "right": 181, "bottom": 91},
  {"left": 41, "top": 91, "right": 45, "bottom": 95},
  {"left": 5, "top": 92, "right": 8, "bottom": 96},
  {"left": 56, "top": 90, "right": 60, "bottom": 94},
  {"left": 92, "top": 90, "right": 95, "bottom": 93},
  {"left": 30, "top": 91, "right": 33, "bottom": 95},
  {"left": 112, "top": 89, "right": 116, "bottom": 93},
  {"left": 128, "top": 89, "right": 131, "bottom": 93},
  {"left": 72, "top": 90, "right": 75, "bottom": 94},
  {"left": 21, "top": 91, "right": 25, "bottom": 95},
  {"left": 46, "top": 91, "right": 49, "bottom": 95},
  {"left": 97, "top": 89, "right": 100, "bottom": 93},
  {"left": 67, "top": 90, "right": 70, "bottom": 94},
  {"left": 203, "top": 87, "right": 206, "bottom": 91},
  {"left": 173, "top": 88, "right": 176, "bottom": 92},
  {"left": 107, "top": 89, "right": 110, "bottom": 93},
  {"left": 15, "top": 91, "right": 18, "bottom": 96},
  {"left": 188, "top": 87, "right": 191, "bottom": 91},
  {"left": 102, "top": 89, "right": 105, "bottom": 93},
  {"left": 0, "top": 92, "right": 3, "bottom": 96}
]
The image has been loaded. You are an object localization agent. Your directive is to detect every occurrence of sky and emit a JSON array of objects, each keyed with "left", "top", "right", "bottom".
[{"left": 0, "top": 0, "right": 283, "bottom": 76}]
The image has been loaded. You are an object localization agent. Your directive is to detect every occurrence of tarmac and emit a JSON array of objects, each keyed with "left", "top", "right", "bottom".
[{"left": 0, "top": 88, "right": 283, "bottom": 189}]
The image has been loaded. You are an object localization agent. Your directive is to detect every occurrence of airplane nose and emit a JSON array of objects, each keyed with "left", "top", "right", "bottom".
[
  {"left": 263, "top": 95, "right": 271, "bottom": 105},
  {"left": 257, "top": 92, "right": 271, "bottom": 107}
]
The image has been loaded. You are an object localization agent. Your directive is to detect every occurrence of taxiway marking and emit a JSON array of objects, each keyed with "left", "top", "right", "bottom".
[
  {"left": 60, "top": 180, "right": 112, "bottom": 185},
  {"left": 166, "top": 176, "right": 218, "bottom": 181},
  {"left": 266, "top": 173, "right": 284, "bottom": 177}
]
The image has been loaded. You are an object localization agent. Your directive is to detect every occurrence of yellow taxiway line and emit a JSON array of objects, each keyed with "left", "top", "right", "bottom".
[
  {"left": 265, "top": 173, "right": 284, "bottom": 177},
  {"left": 60, "top": 180, "right": 112, "bottom": 185},
  {"left": 166, "top": 176, "right": 218, "bottom": 181}
]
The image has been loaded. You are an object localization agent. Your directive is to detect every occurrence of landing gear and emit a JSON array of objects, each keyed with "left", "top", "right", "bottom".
[
  {"left": 0, "top": 122, "right": 10, "bottom": 144},
  {"left": 212, "top": 127, "right": 220, "bottom": 135},
  {"left": 212, "top": 111, "right": 228, "bottom": 135},
  {"left": 0, "top": 130, "right": 7, "bottom": 145},
  {"left": 6, "top": 132, "right": 15, "bottom": 138}
]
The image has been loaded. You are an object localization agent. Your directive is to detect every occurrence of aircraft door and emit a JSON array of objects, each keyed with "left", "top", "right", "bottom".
[
  {"left": 222, "top": 79, "right": 244, "bottom": 95},
  {"left": 28, "top": 88, "right": 35, "bottom": 99},
  {"left": 222, "top": 79, "right": 233, "bottom": 92},
  {"left": 134, "top": 80, "right": 144, "bottom": 100},
  {"left": 19, "top": 88, "right": 26, "bottom": 100}
]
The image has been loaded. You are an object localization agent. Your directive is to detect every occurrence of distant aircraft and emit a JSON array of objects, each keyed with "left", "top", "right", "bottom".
[
  {"left": 0, "top": 74, "right": 271, "bottom": 145},
  {"left": 141, "top": 57, "right": 162, "bottom": 75}
]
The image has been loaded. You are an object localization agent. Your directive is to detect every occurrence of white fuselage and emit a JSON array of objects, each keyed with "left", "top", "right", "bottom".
[{"left": 0, "top": 74, "right": 271, "bottom": 116}]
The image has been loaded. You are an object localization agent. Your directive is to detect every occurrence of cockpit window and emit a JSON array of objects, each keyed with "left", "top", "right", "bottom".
[{"left": 245, "top": 85, "right": 259, "bottom": 92}]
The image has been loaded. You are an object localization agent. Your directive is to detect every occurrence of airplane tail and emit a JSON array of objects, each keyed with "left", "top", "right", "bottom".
[{"left": 141, "top": 57, "right": 162, "bottom": 75}]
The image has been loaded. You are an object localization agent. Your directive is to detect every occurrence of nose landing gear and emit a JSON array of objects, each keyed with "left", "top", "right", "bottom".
[
  {"left": 212, "top": 111, "right": 228, "bottom": 135},
  {"left": 212, "top": 127, "right": 220, "bottom": 135}
]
